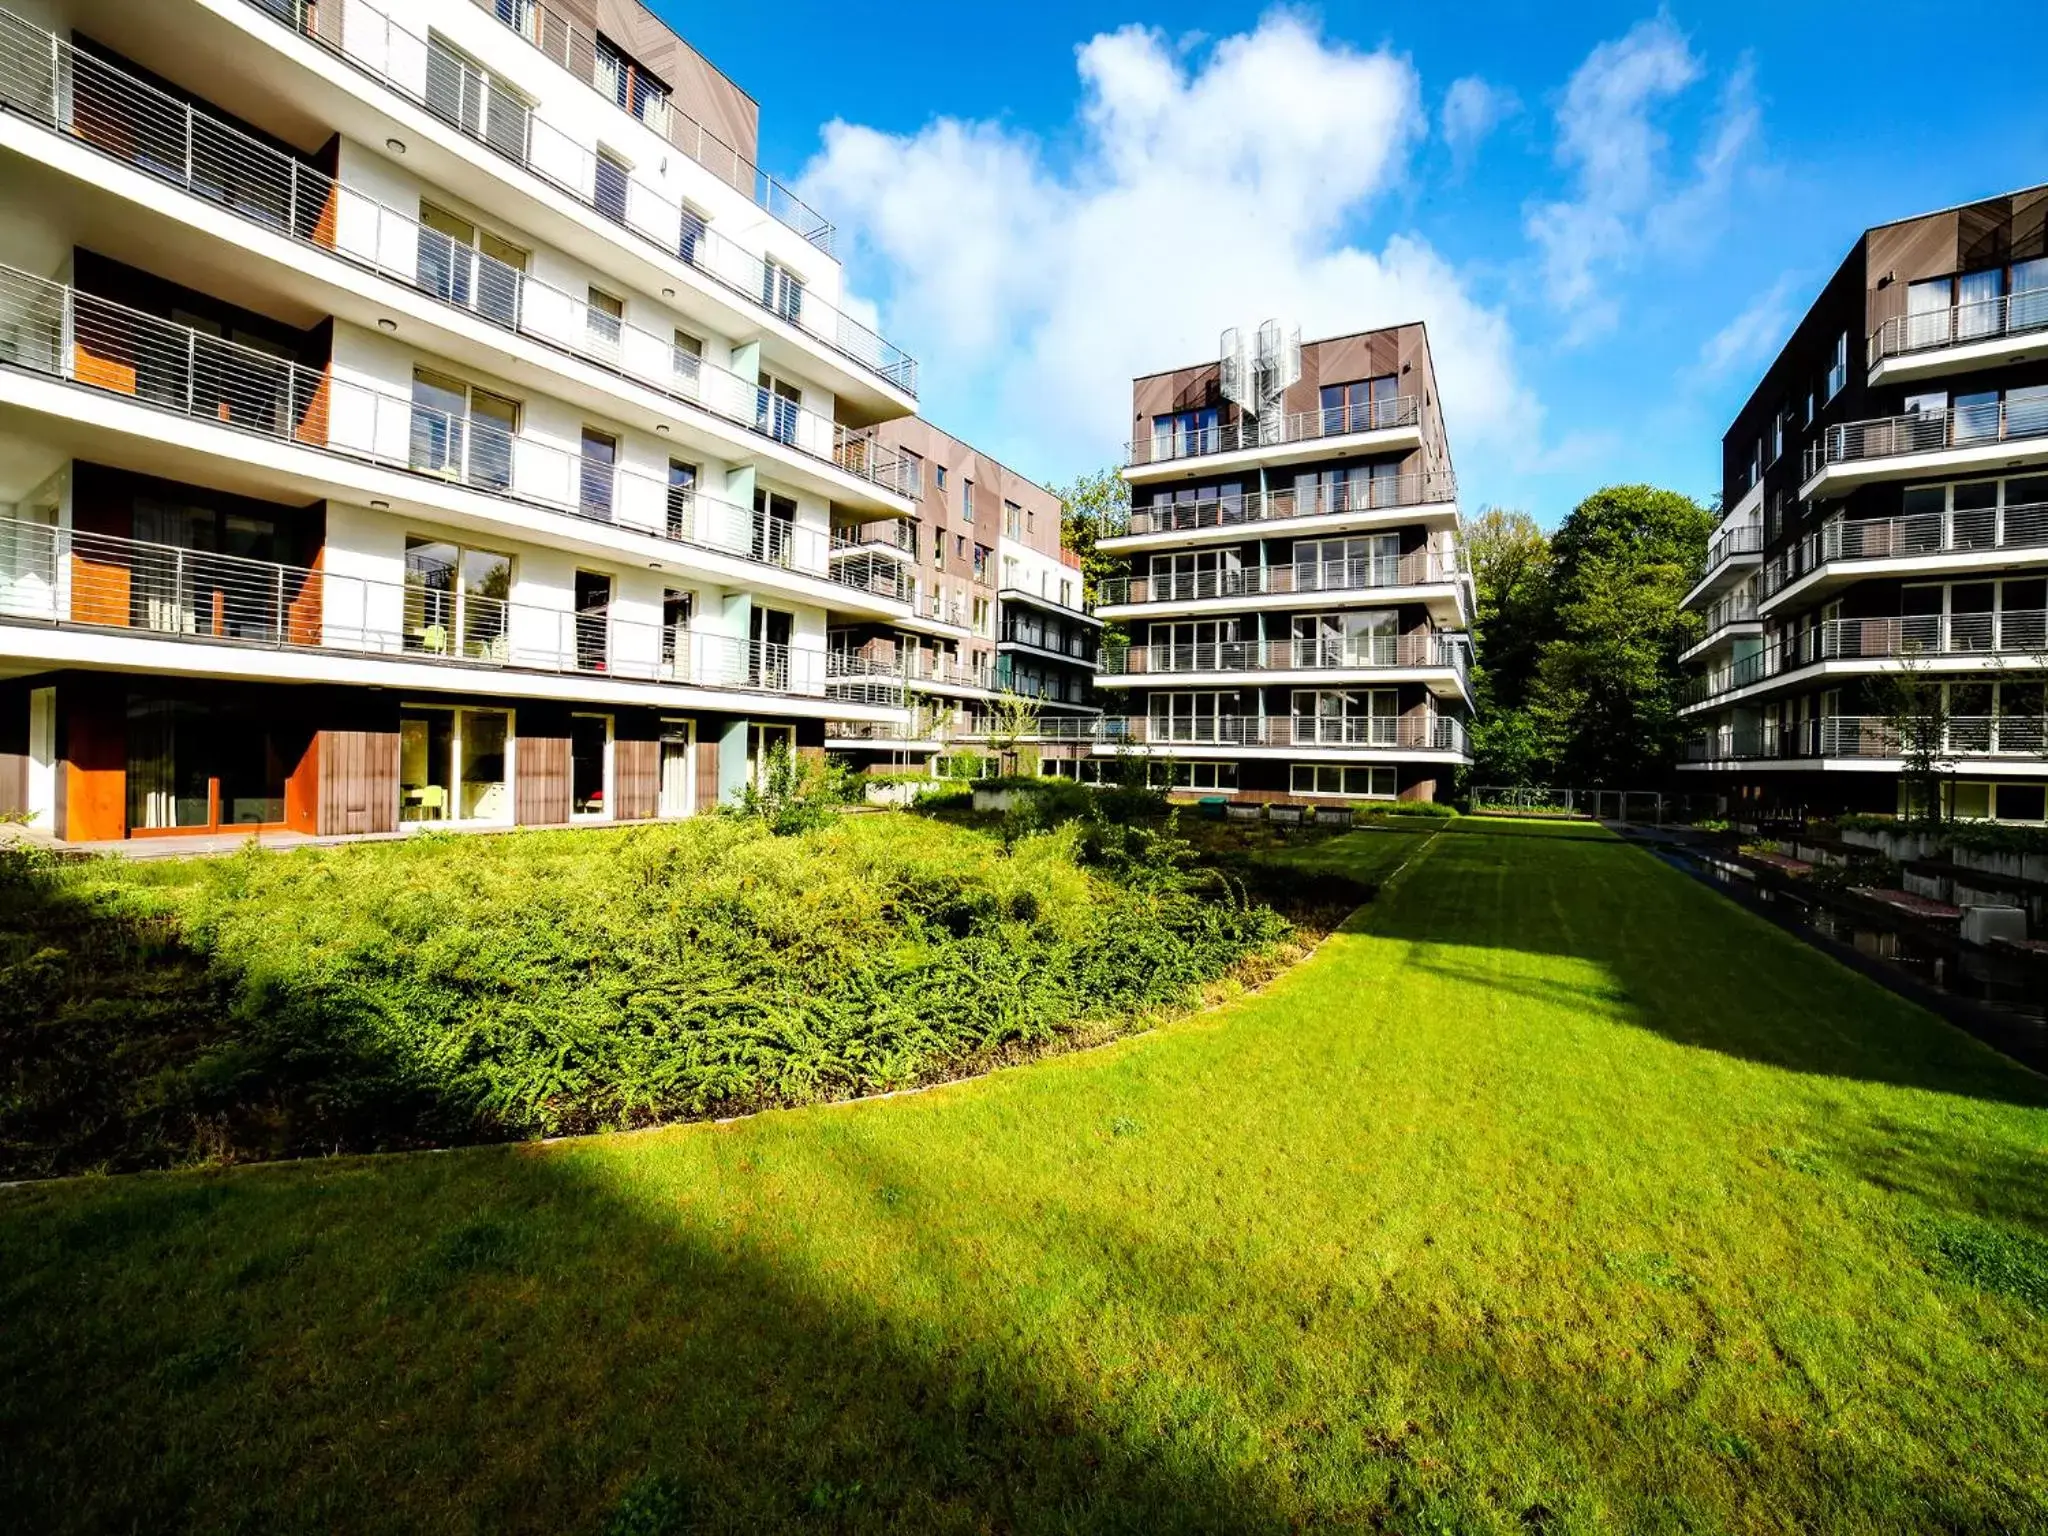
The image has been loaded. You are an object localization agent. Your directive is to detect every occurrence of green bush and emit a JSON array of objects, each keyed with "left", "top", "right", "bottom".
[
  {"left": 1360, "top": 801, "right": 1458, "bottom": 820},
  {"left": 0, "top": 814, "right": 1290, "bottom": 1177}
]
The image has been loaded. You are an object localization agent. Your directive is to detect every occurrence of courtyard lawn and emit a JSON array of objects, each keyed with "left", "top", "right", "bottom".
[{"left": 4, "top": 818, "right": 2047, "bottom": 1533}]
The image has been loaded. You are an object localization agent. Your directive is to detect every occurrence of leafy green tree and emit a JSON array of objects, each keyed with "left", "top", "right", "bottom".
[
  {"left": 1056, "top": 468, "right": 1130, "bottom": 646},
  {"left": 1464, "top": 507, "right": 1554, "bottom": 783},
  {"left": 1524, "top": 485, "right": 1714, "bottom": 787}
]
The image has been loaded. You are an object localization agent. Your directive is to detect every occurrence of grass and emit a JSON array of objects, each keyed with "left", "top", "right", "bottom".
[
  {"left": 0, "top": 812, "right": 1293, "bottom": 1177},
  {"left": 4, "top": 818, "right": 2047, "bottom": 1533}
]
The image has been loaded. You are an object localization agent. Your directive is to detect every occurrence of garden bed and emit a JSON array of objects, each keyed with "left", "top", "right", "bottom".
[{"left": 0, "top": 812, "right": 1304, "bottom": 1179}]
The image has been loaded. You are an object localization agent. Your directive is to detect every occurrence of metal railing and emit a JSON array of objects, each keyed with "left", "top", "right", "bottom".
[
  {"left": 1805, "top": 397, "right": 2048, "bottom": 480},
  {"left": 1699, "top": 523, "right": 1763, "bottom": 579},
  {"left": 996, "top": 583, "right": 1095, "bottom": 617},
  {"left": 1691, "top": 590, "right": 1758, "bottom": 643},
  {"left": 1869, "top": 287, "right": 2048, "bottom": 367},
  {"left": 1124, "top": 396, "right": 1421, "bottom": 468},
  {"left": 0, "top": 13, "right": 918, "bottom": 457},
  {"left": 1119, "top": 473, "right": 1460, "bottom": 537},
  {"left": 1761, "top": 501, "right": 2048, "bottom": 599},
  {"left": 0, "top": 263, "right": 921, "bottom": 591},
  {"left": 998, "top": 625, "right": 1095, "bottom": 660},
  {"left": 1820, "top": 715, "right": 2047, "bottom": 759},
  {"left": 831, "top": 522, "right": 916, "bottom": 557},
  {"left": 1006, "top": 714, "right": 1467, "bottom": 754},
  {"left": 458, "top": 0, "right": 835, "bottom": 254},
  {"left": 0, "top": 513, "right": 907, "bottom": 701},
  {"left": 1097, "top": 550, "right": 1459, "bottom": 608},
  {"left": 1684, "top": 609, "right": 2048, "bottom": 704},
  {"left": 233, "top": 0, "right": 919, "bottom": 394},
  {"left": 1100, "top": 632, "right": 1467, "bottom": 678},
  {"left": 899, "top": 652, "right": 995, "bottom": 690}
]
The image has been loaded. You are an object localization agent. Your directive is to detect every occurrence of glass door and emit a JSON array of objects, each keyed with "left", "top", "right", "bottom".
[
  {"left": 659, "top": 722, "right": 695, "bottom": 817},
  {"left": 571, "top": 714, "right": 611, "bottom": 818}
]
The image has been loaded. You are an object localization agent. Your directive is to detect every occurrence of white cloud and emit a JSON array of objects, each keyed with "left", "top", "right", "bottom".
[
  {"left": 1698, "top": 271, "right": 1798, "bottom": 378},
  {"left": 1441, "top": 76, "right": 1516, "bottom": 164},
  {"left": 801, "top": 12, "right": 1537, "bottom": 481},
  {"left": 1524, "top": 16, "right": 1758, "bottom": 340}
]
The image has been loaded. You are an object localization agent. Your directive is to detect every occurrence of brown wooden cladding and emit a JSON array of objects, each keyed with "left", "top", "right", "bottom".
[
  {"left": 516, "top": 734, "right": 571, "bottom": 826},
  {"left": 61, "top": 683, "right": 126, "bottom": 842},
  {"left": 316, "top": 729, "right": 397, "bottom": 837},
  {"left": 694, "top": 738, "right": 720, "bottom": 813},
  {"left": 613, "top": 737, "right": 657, "bottom": 821}
]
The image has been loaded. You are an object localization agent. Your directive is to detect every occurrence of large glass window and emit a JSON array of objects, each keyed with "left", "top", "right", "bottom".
[
  {"left": 400, "top": 707, "right": 509, "bottom": 823},
  {"left": 1319, "top": 376, "right": 1397, "bottom": 435},
  {"left": 1151, "top": 407, "right": 1218, "bottom": 460},
  {"left": 571, "top": 714, "right": 610, "bottom": 817},
  {"left": 1289, "top": 763, "right": 1397, "bottom": 798},
  {"left": 403, "top": 536, "right": 511, "bottom": 660}
]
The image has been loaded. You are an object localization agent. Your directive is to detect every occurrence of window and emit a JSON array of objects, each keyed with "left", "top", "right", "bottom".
[
  {"left": 574, "top": 571, "right": 612, "bottom": 672},
  {"left": 763, "top": 260, "right": 803, "bottom": 323},
  {"left": 672, "top": 329, "right": 702, "bottom": 385},
  {"left": 1291, "top": 689, "right": 1397, "bottom": 746},
  {"left": 1059, "top": 578, "right": 1074, "bottom": 609},
  {"left": 972, "top": 596, "right": 991, "bottom": 635},
  {"left": 595, "top": 34, "right": 669, "bottom": 129},
  {"left": 1147, "top": 691, "right": 1237, "bottom": 742},
  {"left": 593, "top": 148, "right": 630, "bottom": 226},
  {"left": 409, "top": 368, "right": 520, "bottom": 491},
  {"left": 936, "top": 465, "right": 948, "bottom": 492},
  {"left": 1318, "top": 376, "right": 1398, "bottom": 435},
  {"left": 751, "top": 489, "right": 797, "bottom": 566},
  {"left": 956, "top": 534, "right": 967, "bottom": 560},
  {"left": 962, "top": 479, "right": 975, "bottom": 523},
  {"left": 972, "top": 544, "right": 991, "bottom": 581},
  {"left": 425, "top": 34, "right": 530, "bottom": 162},
  {"left": 400, "top": 705, "right": 512, "bottom": 823},
  {"left": 757, "top": 373, "right": 801, "bottom": 445},
  {"left": 1290, "top": 764, "right": 1398, "bottom": 799},
  {"left": 1003, "top": 500, "right": 1022, "bottom": 539},
  {"left": 1152, "top": 407, "right": 1218, "bottom": 460},
  {"left": 417, "top": 203, "right": 527, "bottom": 325},
  {"left": 661, "top": 589, "right": 691, "bottom": 676},
  {"left": 570, "top": 713, "right": 611, "bottom": 817},
  {"left": 579, "top": 427, "right": 618, "bottom": 520},
  {"left": 1805, "top": 390, "right": 1816, "bottom": 427},
  {"left": 403, "top": 536, "right": 512, "bottom": 660},
  {"left": 749, "top": 608, "right": 793, "bottom": 690},
  {"left": 678, "top": 204, "right": 707, "bottom": 267},
  {"left": 1770, "top": 413, "right": 1783, "bottom": 465},
  {"left": 1826, "top": 331, "right": 1847, "bottom": 401},
  {"left": 666, "top": 460, "right": 697, "bottom": 540},
  {"left": 587, "top": 287, "right": 624, "bottom": 359}
]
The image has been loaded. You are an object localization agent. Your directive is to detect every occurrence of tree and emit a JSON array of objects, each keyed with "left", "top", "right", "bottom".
[
  {"left": 982, "top": 689, "right": 1043, "bottom": 776},
  {"left": 1871, "top": 659, "right": 1953, "bottom": 823},
  {"left": 1463, "top": 507, "right": 1553, "bottom": 784},
  {"left": 1523, "top": 485, "right": 1715, "bottom": 787},
  {"left": 1055, "top": 468, "right": 1130, "bottom": 646}
]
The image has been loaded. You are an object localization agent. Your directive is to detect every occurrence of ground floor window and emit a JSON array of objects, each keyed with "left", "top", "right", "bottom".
[
  {"left": 749, "top": 722, "right": 797, "bottom": 787},
  {"left": 1290, "top": 763, "right": 1396, "bottom": 799},
  {"left": 400, "top": 706, "right": 511, "bottom": 823},
  {"left": 1910, "top": 779, "right": 2047, "bottom": 822},
  {"left": 571, "top": 713, "right": 612, "bottom": 817},
  {"left": 127, "top": 696, "right": 290, "bottom": 832},
  {"left": 1041, "top": 757, "right": 1237, "bottom": 790},
  {"left": 658, "top": 719, "right": 695, "bottom": 817}
]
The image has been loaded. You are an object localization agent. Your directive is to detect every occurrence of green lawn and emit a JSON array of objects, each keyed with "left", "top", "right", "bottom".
[{"left": 4, "top": 818, "right": 2046, "bottom": 1534}]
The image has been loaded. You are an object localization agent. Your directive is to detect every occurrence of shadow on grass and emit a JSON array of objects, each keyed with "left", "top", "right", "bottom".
[{"left": 6, "top": 1116, "right": 2042, "bottom": 1535}]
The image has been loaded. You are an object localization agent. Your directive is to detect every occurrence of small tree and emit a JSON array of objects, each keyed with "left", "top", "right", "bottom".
[
  {"left": 1872, "top": 658, "right": 1952, "bottom": 824},
  {"left": 982, "top": 689, "right": 1042, "bottom": 776}
]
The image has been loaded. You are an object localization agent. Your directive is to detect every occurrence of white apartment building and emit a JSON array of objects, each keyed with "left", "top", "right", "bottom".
[{"left": 0, "top": 0, "right": 934, "bottom": 839}]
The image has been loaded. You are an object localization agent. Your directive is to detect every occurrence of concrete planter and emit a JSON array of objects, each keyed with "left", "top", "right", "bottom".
[
  {"left": 1316, "top": 807, "right": 1355, "bottom": 829},
  {"left": 1225, "top": 804, "right": 1264, "bottom": 823},
  {"left": 1267, "top": 805, "right": 1305, "bottom": 826},
  {"left": 1953, "top": 847, "right": 2048, "bottom": 886},
  {"left": 971, "top": 788, "right": 1030, "bottom": 813},
  {"left": 864, "top": 781, "right": 925, "bottom": 809},
  {"left": 1841, "top": 827, "right": 1943, "bottom": 862}
]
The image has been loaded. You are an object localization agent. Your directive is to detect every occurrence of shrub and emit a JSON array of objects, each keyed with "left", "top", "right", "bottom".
[
  {"left": 721, "top": 743, "right": 852, "bottom": 835},
  {"left": 1361, "top": 801, "right": 1458, "bottom": 820},
  {"left": 0, "top": 814, "right": 1292, "bottom": 1177}
]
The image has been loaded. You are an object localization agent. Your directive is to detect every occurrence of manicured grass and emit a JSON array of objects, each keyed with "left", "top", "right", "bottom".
[{"left": 4, "top": 819, "right": 2047, "bottom": 1533}]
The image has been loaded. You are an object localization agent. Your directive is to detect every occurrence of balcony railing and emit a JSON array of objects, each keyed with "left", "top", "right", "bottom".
[
  {"left": 457, "top": 0, "right": 835, "bottom": 252},
  {"left": 1804, "top": 397, "right": 2048, "bottom": 480},
  {"left": 1097, "top": 550, "right": 1459, "bottom": 607},
  {"left": 998, "top": 627, "right": 1095, "bottom": 661},
  {"left": 0, "top": 265, "right": 923, "bottom": 596},
  {"left": 1124, "top": 396, "right": 1421, "bottom": 468},
  {"left": 1007, "top": 714, "right": 1466, "bottom": 754},
  {"left": 1869, "top": 287, "right": 2048, "bottom": 367},
  {"left": 1698, "top": 524, "right": 1763, "bottom": 580},
  {"left": 831, "top": 522, "right": 916, "bottom": 557},
  {"left": 1821, "top": 715, "right": 2047, "bottom": 760},
  {"left": 1101, "top": 633, "right": 1466, "bottom": 678},
  {"left": 0, "top": 15, "right": 919, "bottom": 459},
  {"left": 1760, "top": 501, "right": 2048, "bottom": 601},
  {"left": 1692, "top": 590, "right": 1758, "bottom": 642},
  {"left": 996, "top": 584, "right": 1096, "bottom": 618},
  {"left": 0, "top": 513, "right": 906, "bottom": 702},
  {"left": 1685, "top": 610, "right": 2048, "bottom": 704},
  {"left": 1119, "top": 473, "right": 1458, "bottom": 537},
  {"left": 899, "top": 652, "right": 995, "bottom": 690},
  {"left": 230, "top": 0, "right": 923, "bottom": 396}
]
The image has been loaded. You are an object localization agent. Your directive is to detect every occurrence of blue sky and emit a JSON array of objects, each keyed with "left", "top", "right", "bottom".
[{"left": 654, "top": 2, "right": 2048, "bottom": 526}]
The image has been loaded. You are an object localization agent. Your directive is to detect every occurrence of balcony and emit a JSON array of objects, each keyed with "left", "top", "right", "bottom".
[
  {"left": 0, "top": 513, "right": 906, "bottom": 706},
  {"left": 1097, "top": 550, "right": 1462, "bottom": 613},
  {"left": 1683, "top": 610, "right": 2048, "bottom": 707},
  {"left": 996, "top": 584, "right": 1098, "bottom": 621},
  {"left": 1760, "top": 501, "right": 2048, "bottom": 605},
  {"left": 1820, "top": 715, "right": 2046, "bottom": 761},
  {"left": 457, "top": 0, "right": 833, "bottom": 248},
  {"left": 831, "top": 523, "right": 917, "bottom": 561},
  {"left": 0, "top": 266, "right": 920, "bottom": 610},
  {"left": 1108, "top": 472, "right": 1459, "bottom": 548},
  {"left": 1681, "top": 523, "right": 1762, "bottom": 608},
  {"left": 1012, "top": 713, "right": 1467, "bottom": 756},
  {"left": 1123, "top": 396, "right": 1421, "bottom": 474},
  {"left": 219, "top": 0, "right": 921, "bottom": 401},
  {"left": 899, "top": 652, "right": 995, "bottom": 692},
  {"left": 1678, "top": 590, "right": 1760, "bottom": 663},
  {"left": 1099, "top": 633, "right": 1468, "bottom": 686},
  {"left": 0, "top": 17, "right": 919, "bottom": 473},
  {"left": 1802, "top": 396, "right": 2048, "bottom": 495},
  {"left": 1868, "top": 287, "right": 2048, "bottom": 382}
]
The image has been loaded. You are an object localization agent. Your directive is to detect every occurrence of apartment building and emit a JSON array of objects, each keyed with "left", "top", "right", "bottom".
[
  {"left": 1076, "top": 323, "right": 1472, "bottom": 802},
  {"left": 1680, "top": 185, "right": 2048, "bottom": 824},
  {"left": 826, "top": 418, "right": 1099, "bottom": 765},
  {"left": 0, "top": 0, "right": 946, "bottom": 841}
]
